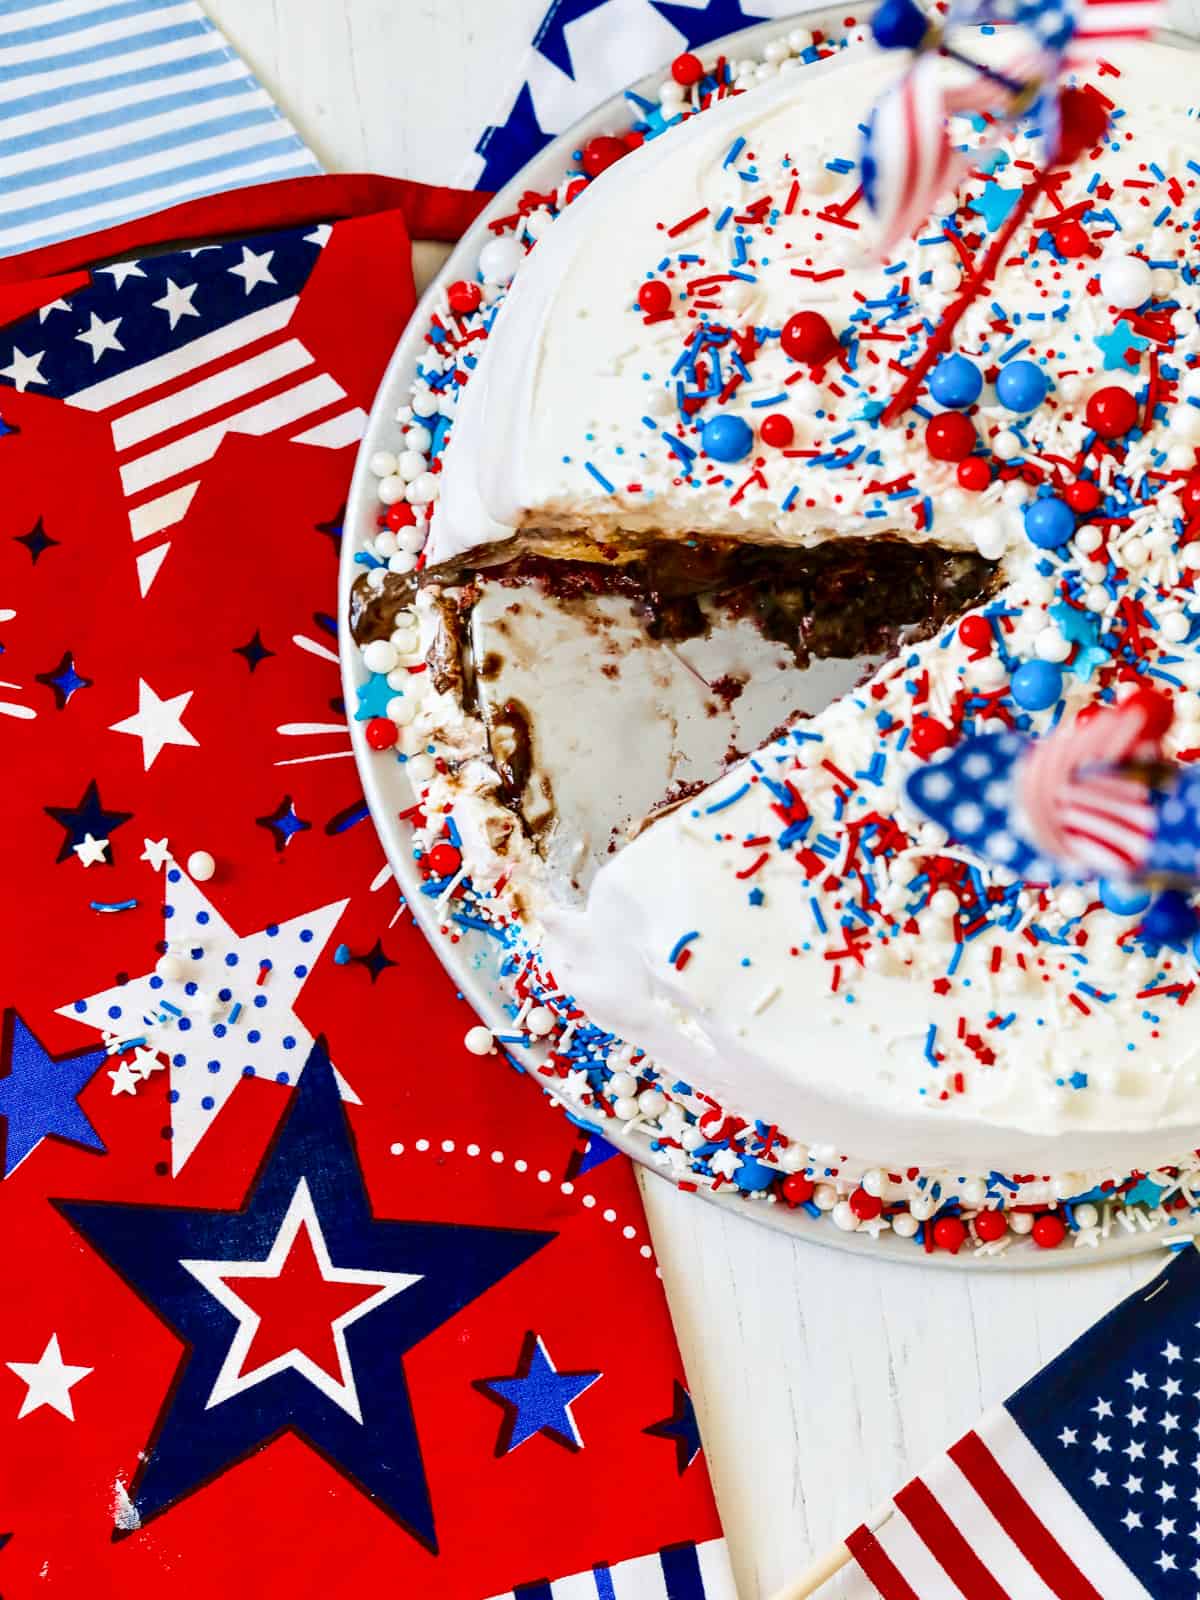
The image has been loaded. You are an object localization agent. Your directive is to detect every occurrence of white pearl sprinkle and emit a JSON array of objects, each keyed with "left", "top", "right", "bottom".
[
  {"left": 186, "top": 850, "right": 215, "bottom": 882},
  {"left": 464, "top": 1026, "right": 494, "bottom": 1055}
]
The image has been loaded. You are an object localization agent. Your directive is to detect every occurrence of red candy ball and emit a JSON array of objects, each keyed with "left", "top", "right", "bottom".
[
  {"left": 1054, "top": 220, "right": 1091, "bottom": 259},
  {"left": 958, "top": 614, "right": 993, "bottom": 653},
  {"left": 1032, "top": 1212, "right": 1067, "bottom": 1250},
  {"left": 760, "top": 412, "right": 795, "bottom": 448},
  {"left": 926, "top": 412, "right": 977, "bottom": 463},
  {"left": 1086, "top": 385, "right": 1139, "bottom": 440},
  {"left": 849, "top": 1187, "right": 883, "bottom": 1221},
  {"left": 909, "top": 716, "right": 954, "bottom": 758},
  {"left": 386, "top": 502, "right": 417, "bottom": 530},
  {"left": 1064, "top": 478, "right": 1101, "bottom": 514},
  {"left": 782, "top": 1173, "right": 815, "bottom": 1207},
  {"left": 1124, "top": 684, "right": 1175, "bottom": 742},
  {"left": 781, "top": 310, "right": 837, "bottom": 364},
  {"left": 1182, "top": 474, "right": 1200, "bottom": 518},
  {"left": 1057, "top": 85, "right": 1110, "bottom": 165},
  {"left": 973, "top": 1208, "right": 1008, "bottom": 1242},
  {"left": 447, "top": 279, "right": 482, "bottom": 315},
  {"left": 365, "top": 717, "right": 397, "bottom": 752},
  {"left": 581, "top": 135, "right": 627, "bottom": 178},
  {"left": 671, "top": 51, "right": 705, "bottom": 85},
  {"left": 638, "top": 280, "right": 673, "bottom": 316},
  {"left": 933, "top": 1216, "right": 968, "bottom": 1254},
  {"left": 427, "top": 842, "right": 462, "bottom": 878},
  {"left": 957, "top": 456, "right": 991, "bottom": 492}
]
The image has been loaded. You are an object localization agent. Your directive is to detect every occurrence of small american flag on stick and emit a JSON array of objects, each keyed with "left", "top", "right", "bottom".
[{"left": 774, "top": 1249, "right": 1200, "bottom": 1599}]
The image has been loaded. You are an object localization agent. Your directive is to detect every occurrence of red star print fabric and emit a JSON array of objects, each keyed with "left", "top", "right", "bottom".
[{"left": 0, "top": 178, "right": 733, "bottom": 1600}]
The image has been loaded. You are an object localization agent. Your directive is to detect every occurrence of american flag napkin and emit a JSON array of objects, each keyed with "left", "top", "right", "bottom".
[
  {"left": 0, "top": 0, "right": 321, "bottom": 259},
  {"left": 467, "top": 0, "right": 799, "bottom": 190},
  {"left": 844, "top": 1248, "right": 1200, "bottom": 1599}
]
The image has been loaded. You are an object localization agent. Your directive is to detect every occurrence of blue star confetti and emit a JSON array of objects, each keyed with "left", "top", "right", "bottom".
[
  {"left": 233, "top": 631, "right": 275, "bottom": 672},
  {"left": 14, "top": 517, "right": 58, "bottom": 564},
  {"left": 969, "top": 183, "right": 1023, "bottom": 233},
  {"left": 0, "top": 1010, "right": 108, "bottom": 1177},
  {"left": 43, "top": 778, "right": 132, "bottom": 864},
  {"left": 34, "top": 651, "right": 91, "bottom": 710},
  {"left": 1095, "top": 323, "right": 1149, "bottom": 373},
  {"left": 56, "top": 1040, "right": 555, "bottom": 1545},
  {"left": 644, "top": 1380, "right": 703, "bottom": 1473},
  {"left": 256, "top": 795, "right": 311, "bottom": 852}
]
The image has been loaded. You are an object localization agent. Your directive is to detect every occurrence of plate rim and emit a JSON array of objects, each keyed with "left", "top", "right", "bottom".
[{"left": 339, "top": 13, "right": 1200, "bottom": 1271}]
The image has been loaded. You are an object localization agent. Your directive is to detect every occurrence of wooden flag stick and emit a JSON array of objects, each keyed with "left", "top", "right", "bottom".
[{"left": 767, "top": 1505, "right": 892, "bottom": 1600}]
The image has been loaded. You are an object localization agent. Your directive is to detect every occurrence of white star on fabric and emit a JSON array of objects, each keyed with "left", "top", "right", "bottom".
[
  {"left": 107, "top": 1059, "right": 141, "bottom": 1096},
  {"left": 1165, "top": 1343, "right": 1183, "bottom": 1365},
  {"left": 1164, "top": 1377, "right": 1183, "bottom": 1399},
  {"left": 228, "top": 246, "right": 277, "bottom": 294},
  {"left": 75, "top": 312, "right": 124, "bottom": 363},
  {"left": 1, "top": 346, "right": 46, "bottom": 391},
  {"left": 304, "top": 224, "right": 332, "bottom": 248},
  {"left": 36, "top": 298, "right": 72, "bottom": 322},
  {"left": 96, "top": 261, "right": 146, "bottom": 288},
  {"left": 1093, "top": 1398, "right": 1114, "bottom": 1419},
  {"left": 1093, "top": 1433, "right": 1111, "bottom": 1453},
  {"left": 1122, "top": 1510, "right": 1142, "bottom": 1531},
  {"left": 1162, "top": 1413, "right": 1181, "bottom": 1435},
  {"left": 1158, "top": 1481, "right": 1178, "bottom": 1502},
  {"left": 1155, "top": 1552, "right": 1177, "bottom": 1573},
  {"left": 1126, "top": 1439, "right": 1146, "bottom": 1460},
  {"left": 1059, "top": 1427, "right": 1078, "bottom": 1446},
  {"left": 109, "top": 679, "right": 198, "bottom": 770},
  {"left": 6, "top": 1333, "right": 92, "bottom": 1420},
  {"left": 1129, "top": 1371, "right": 1149, "bottom": 1391},
  {"left": 1090, "top": 1468, "right": 1109, "bottom": 1487},
  {"left": 1125, "top": 1475, "right": 1144, "bottom": 1494},
  {"left": 180, "top": 1178, "right": 419, "bottom": 1421},
  {"left": 140, "top": 837, "right": 172, "bottom": 870},
  {"left": 72, "top": 833, "right": 109, "bottom": 867},
  {"left": 58, "top": 874, "right": 350, "bottom": 1171},
  {"left": 1157, "top": 1516, "right": 1177, "bottom": 1537},
  {"left": 1130, "top": 1404, "right": 1147, "bottom": 1425},
  {"left": 151, "top": 277, "right": 200, "bottom": 330}
]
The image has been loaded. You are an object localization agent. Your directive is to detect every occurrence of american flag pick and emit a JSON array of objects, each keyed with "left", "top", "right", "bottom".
[{"left": 843, "top": 1248, "right": 1200, "bottom": 1599}]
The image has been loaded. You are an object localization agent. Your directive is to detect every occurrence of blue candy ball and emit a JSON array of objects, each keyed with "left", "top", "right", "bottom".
[
  {"left": 1140, "top": 889, "right": 1199, "bottom": 946},
  {"left": 1010, "top": 659, "right": 1063, "bottom": 711},
  {"left": 1100, "top": 879, "right": 1152, "bottom": 917},
  {"left": 929, "top": 354, "right": 983, "bottom": 410},
  {"left": 870, "top": 0, "right": 928, "bottom": 49},
  {"left": 995, "top": 359, "right": 1050, "bottom": 414},
  {"left": 701, "top": 414, "right": 754, "bottom": 464},
  {"left": 1024, "top": 496, "right": 1075, "bottom": 549},
  {"left": 735, "top": 1156, "right": 779, "bottom": 1192}
]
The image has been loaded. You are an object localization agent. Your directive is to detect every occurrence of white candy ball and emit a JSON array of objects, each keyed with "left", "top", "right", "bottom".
[
  {"left": 609, "top": 1071, "right": 638, "bottom": 1098},
  {"left": 1099, "top": 253, "right": 1153, "bottom": 310},
  {"left": 478, "top": 235, "right": 524, "bottom": 284},
  {"left": 526, "top": 1006, "right": 556, "bottom": 1037},
  {"left": 374, "top": 531, "right": 398, "bottom": 559},
  {"left": 1058, "top": 374, "right": 1083, "bottom": 403},
  {"left": 613, "top": 1096, "right": 641, "bottom": 1120},
  {"left": 1084, "top": 584, "right": 1111, "bottom": 612},
  {"left": 1185, "top": 545, "right": 1200, "bottom": 571},
  {"left": 812, "top": 1182, "right": 838, "bottom": 1212},
  {"left": 892, "top": 1211, "right": 920, "bottom": 1238},
  {"left": 1167, "top": 444, "right": 1195, "bottom": 471},
  {"left": 764, "top": 37, "right": 792, "bottom": 62},
  {"left": 832, "top": 1201, "right": 860, "bottom": 1232},
  {"left": 406, "top": 473, "right": 439, "bottom": 505},
  {"left": 156, "top": 954, "right": 185, "bottom": 981},
  {"left": 973, "top": 517, "right": 1007, "bottom": 560},
  {"left": 1176, "top": 405, "right": 1200, "bottom": 442},
  {"left": 961, "top": 1177, "right": 989, "bottom": 1207},
  {"left": 788, "top": 379, "right": 823, "bottom": 412},
  {"left": 187, "top": 850, "right": 215, "bottom": 882},
  {"left": 1121, "top": 536, "right": 1148, "bottom": 569},
  {"left": 1009, "top": 1210, "right": 1034, "bottom": 1235},
  {"left": 388, "top": 551, "right": 419, "bottom": 575},
  {"left": 369, "top": 450, "right": 398, "bottom": 478},
  {"left": 909, "top": 1193, "right": 936, "bottom": 1221},
  {"left": 862, "top": 1167, "right": 886, "bottom": 1197},
  {"left": 1161, "top": 610, "right": 1190, "bottom": 641},
  {"left": 406, "top": 753, "right": 435, "bottom": 782},
  {"left": 778, "top": 1143, "right": 808, "bottom": 1173},
  {"left": 1057, "top": 887, "right": 1088, "bottom": 920},
  {"left": 396, "top": 450, "right": 426, "bottom": 482},
  {"left": 931, "top": 262, "right": 960, "bottom": 293},
  {"left": 362, "top": 639, "right": 398, "bottom": 675},
  {"left": 394, "top": 404, "right": 414, "bottom": 426},
  {"left": 385, "top": 695, "right": 416, "bottom": 726},
  {"left": 1074, "top": 1202, "right": 1100, "bottom": 1228},
  {"left": 1152, "top": 269, "right": 1175, "bottom": 297},
  {"left": 930, "top": 888, "right": 960, "bottom": 918},
  {"left": 377, "top": 474, "right": 409, "bottom": 505},
  {"left": 1074, "top": 524, "right": 1103, "bottom": 555},
  {"left": 660, "top": 79, "right": 686, "bottom": 105},
  {"left": 787, "top": 25, "right": 813, "bottom": 49},
  {"left": 992, "top": 430, "right": 1022, "bottom": 461},
  {"left": 464, "top": 1025, "right": 494, "bottom": 1055},
  {"left": 754, "top": 62, "right": 777, "bottom": 82},
  {"left": 1035, "top": 627, "right": 1071, "bottom": 663},
  {"left": 638, "top": 1088, "right": 667, "bottom": 1118},
  {"left": 403, "top": 425, "right": 433, "bottom": 454},
  {"left": 395, "top": 527, "right": 426, "bottom": 555},
  {"left": 1181, "top": 369, "right": 1200, "bottom": 401},
  {"left": 680, "top": 1125, "right": 705, "bottom": 1151}
]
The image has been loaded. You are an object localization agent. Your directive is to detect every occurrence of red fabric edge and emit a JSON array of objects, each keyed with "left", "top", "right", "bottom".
[{"left": 0, "top": 173, "right": 493, "bottom": 285}]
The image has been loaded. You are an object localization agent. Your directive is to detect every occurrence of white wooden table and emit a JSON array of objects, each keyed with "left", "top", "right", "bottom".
[{"left": 203, "top": 4, "right": 1200, "bottom": 1594}]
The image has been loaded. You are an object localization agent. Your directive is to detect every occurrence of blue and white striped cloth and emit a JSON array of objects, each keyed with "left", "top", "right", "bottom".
[
  {"left": 0, "top": 0, "right": 321, "bottom": 259},
  {"left": 485, "top": 1538, "right": 738, "bottom": 1600}
]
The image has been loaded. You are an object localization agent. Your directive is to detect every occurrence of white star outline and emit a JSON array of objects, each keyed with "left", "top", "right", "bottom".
[
  {"left": 179, "top": 1178, "right": 421, "bottom": 1423},
  {"left": 109, "top": 677, "right": 198, "bottom": 770}
]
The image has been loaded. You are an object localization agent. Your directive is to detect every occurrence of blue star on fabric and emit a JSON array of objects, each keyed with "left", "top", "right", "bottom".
[
  {"left": 475, "top": 1332, "right": 601, "bottom": 1454},
  {"left": 968, "top": 183, "right": 1023, "bottom": 233},
  {"left": 475, "top": 82, "right": 548, "bottom": 194},
  {"left": 534, "top": 0, "right": 615, "bottom": 76},
  {"left": 355, "top": 672, "right": 393, "bottom": 722},
  {"left": 14, "top": 516, "right": 58, "bottom": 564},
  {"left": 56, "top": 1040, "right": 554, "bottom": 1545},
  {"left": 644, "top": 1380, "right": 703, "bottom": 1473},
  {"left": 1095, "top": 322, "right": 1149, "bottom": 373},
  {"left": 43, "top": 778, "right": 132, "bottom": 863},
  {"left": 34, "top": 651, "right": 91, "bottom": 710},
  {"left": 651, "top": 0, "right": 772, "bottom": 50},
  {"left": 256, "top": 795, "right": 311, "bottom": 852},
  {"left": 0, "top": 1010, "right": 107, "bottom": 1177},
  {"left": 0, "top": 411, "right": 18, "bottom": 439},
  {"left": 233, "top": 631, "right": 274, "bottom": 672}
]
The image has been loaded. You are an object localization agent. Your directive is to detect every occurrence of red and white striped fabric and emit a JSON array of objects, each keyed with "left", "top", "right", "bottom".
[
  {"left": 1068, "top": 0, "right": 1166, "bottom": 61},
  {"left": 862, "top": 55, "right": 964, "bottom": 256},
  {"left": 1017, "top": 694, "right": 1158, "bottom": 876}
]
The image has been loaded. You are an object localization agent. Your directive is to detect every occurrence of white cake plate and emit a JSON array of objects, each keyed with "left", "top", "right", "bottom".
[{"left": 340, "top": 12, "right": 1200, "bottom": 1268}]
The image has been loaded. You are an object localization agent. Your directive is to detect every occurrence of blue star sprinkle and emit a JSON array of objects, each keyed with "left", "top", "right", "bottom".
[
  {"left": 1094, "top": 323, "right": 1149, "bottom": 373},
  {"left": 354, "top": 672, "right": 394, "bottom": 722},
  {"left": 969, "top": 183, "right": 1023, "bottom": 233},
  {"left": 256, "top": 796, "right": 311, "bottom": 852},
  {"left": 34, "top": 651, "right": 91, "bottom": 710},
  {"left": 56, "top": 1040, "right": 555, "bottom": 1544},
  {"left": 0, "top": 1010, "right": 108, "bottom": 1177},
  {"left": 644, "top": 1380, "right": 703, "bottom": 1473},
  {"left": 475, "top": 1332, "right": 601, "bottom": 1454}
]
